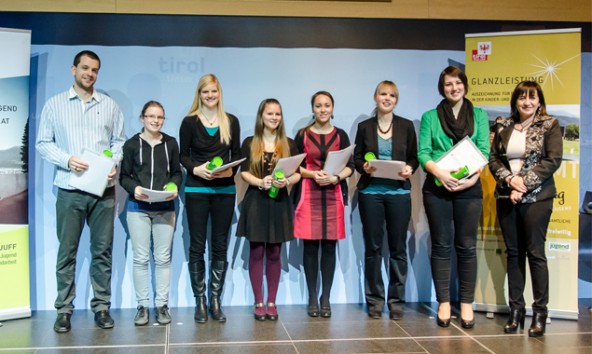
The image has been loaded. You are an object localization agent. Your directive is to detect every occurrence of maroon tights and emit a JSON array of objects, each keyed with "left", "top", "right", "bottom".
[{"left": 249, "top": 242, "right": 282, "bottom": 304}]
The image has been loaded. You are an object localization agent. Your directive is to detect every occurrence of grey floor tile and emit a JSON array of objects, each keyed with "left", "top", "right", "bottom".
[
  {"left": 537, "top": 333, "right": 592, "bottom": 350},
  {"left": 170, "top": 343, "right": 298, "bottom": 354},
  {"left": 417, "top": 338, "right": 494, "bottom": 354},
  {"left": 284, "top": 320, "right": 410, "bottom": 340},
  {"left": 476, "top": 335, "right": 548, "bottom": 354},
  {"left": 168, "top": 317, "right": 291, "bottom": 344},
  {"left": 40, "top": 325, "right": 167, "bottom": 348},
  {"left": 36, "top": 347, "right": 165, "bottom": 354},
  {"left": 294, "top": 338, "right": 426, "bottom": 353}
]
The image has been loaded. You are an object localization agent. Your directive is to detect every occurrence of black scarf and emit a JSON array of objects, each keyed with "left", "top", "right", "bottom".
[{"left": 436, "top": 98, "right": 475, "bottom": 143}]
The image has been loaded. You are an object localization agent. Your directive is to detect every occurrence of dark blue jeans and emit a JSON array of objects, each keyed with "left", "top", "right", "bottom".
[
  {"left": 423, "top": 191, "right": 482, "bottom": 304},
  {"left": 358, "top": 192, "right": 411, "bottom": 310},
  {"left": 55, "top": 187, "right": 115, "bottom": 314}
]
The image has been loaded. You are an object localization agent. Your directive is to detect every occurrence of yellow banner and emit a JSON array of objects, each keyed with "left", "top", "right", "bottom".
[
  {"left": 466, "top": 30, "right": 581, "bottom": 106},
  {"left": 467, "top": 28, "right": 581, "bottom": 319},
  {"left": 0, "top": 226, "right": 30, "bottom": 310}
]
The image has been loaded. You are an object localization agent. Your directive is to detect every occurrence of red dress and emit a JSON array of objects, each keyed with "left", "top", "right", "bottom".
[{"left": 294, "top": 128, "right": 347, "bottom": 240}]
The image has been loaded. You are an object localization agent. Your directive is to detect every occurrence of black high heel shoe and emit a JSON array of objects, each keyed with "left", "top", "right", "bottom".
[
  {"left": 436, "top": 304, "right": 451, "bottom": 328},
  {"left": 320, "top": 305, "right": 331, "bottom": 318},
  {"left": 528, "top": 311, "right": 548, "bottom": 337},
  {"left": 504, "top": 308, "right": 526, "bottom": 333},
  {"left": 436, "top": 316, "right": 451, "bottom": 327},
  {"left": 319, "top": 295, "right": 331, "bottom": 318},
  {"left": 307, "top": 304, "right": 319, "bottom": 317},
  {"left": 460, "top": 304, "right": 475, "bottom": 329},
  {"left": 461, "top": 317, "right": 475, "bottom": 329}
]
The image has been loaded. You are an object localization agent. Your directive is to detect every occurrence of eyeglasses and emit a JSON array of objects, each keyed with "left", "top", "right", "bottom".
[{"left": 143, "top": 115, "right": 165, "bottom": 121}]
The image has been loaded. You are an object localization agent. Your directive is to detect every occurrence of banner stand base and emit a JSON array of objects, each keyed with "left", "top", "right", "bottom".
[{"left": 0, "top": 307, "right": 31, "bottom": 321}]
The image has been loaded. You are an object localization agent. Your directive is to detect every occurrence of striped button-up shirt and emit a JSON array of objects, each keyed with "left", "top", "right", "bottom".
[{"left": 36, "top": 86, "right": 126, "bottom": 190}]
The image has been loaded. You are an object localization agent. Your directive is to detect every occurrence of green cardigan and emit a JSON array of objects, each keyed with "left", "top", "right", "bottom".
[{"left": 418, "top": 106, "right": 490, "bottom": 171}]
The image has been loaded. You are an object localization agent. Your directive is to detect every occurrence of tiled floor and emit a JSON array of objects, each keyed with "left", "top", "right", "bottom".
[{"left": 0, "top": 302, "right": 590, "bottom": 353}]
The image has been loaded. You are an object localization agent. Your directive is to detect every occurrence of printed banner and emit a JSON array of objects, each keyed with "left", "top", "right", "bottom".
[
  {"left": 0, "top": 27, "right": 31, "bottom": 321},
  {"left": 467, "top": 29, "right": 581, "bottom": 319}
]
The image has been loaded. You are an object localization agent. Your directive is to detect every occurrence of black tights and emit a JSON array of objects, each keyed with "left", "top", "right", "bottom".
[{"left": 303, "top": 239, "right": 337, "bottom": 307}]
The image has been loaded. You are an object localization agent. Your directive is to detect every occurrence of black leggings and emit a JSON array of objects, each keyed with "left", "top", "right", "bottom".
[
  {"left": 303, "top": 239, "right": 337, "bottom": 306},
  {"left": 423, "top": 191, "right": 482, "bottom": 304}
]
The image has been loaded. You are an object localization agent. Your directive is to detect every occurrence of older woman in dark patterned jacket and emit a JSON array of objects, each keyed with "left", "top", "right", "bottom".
[{"left": 489, "top": 80, "right": 563, "bottom": 337}]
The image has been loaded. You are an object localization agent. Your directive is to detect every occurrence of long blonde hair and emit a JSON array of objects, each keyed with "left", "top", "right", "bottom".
[
  {"left": 188, "top": 73, "right": 231, "bottom": 145},
  {"left": 248, "top": 98, "right": 291, "bottom": 178}
]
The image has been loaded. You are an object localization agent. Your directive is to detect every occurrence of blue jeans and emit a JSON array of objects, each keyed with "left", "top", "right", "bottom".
[{"left": 127, "top": 210, "right": 175, "bottom": 307}]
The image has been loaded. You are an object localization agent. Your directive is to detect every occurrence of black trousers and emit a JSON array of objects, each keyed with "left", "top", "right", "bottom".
[
  {"left": 496, "top": 198, "right": 553, "bottom": 313},
  {"left": 185, "top": 192, "right": 235, "bottom": 265},
  {"left": 423, "top": 191, "right": 482, "bottom": 304},
  {"left": 358, "top": 192, "right": 411, "bottom": 310}
]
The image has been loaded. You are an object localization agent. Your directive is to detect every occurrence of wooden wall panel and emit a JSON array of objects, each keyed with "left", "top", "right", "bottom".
[
  {"left": 0, "top": 0, "right": 589, "bottom": 22},
  {"left": 428, "top": 0, "right": 592, "bottom": 22}
]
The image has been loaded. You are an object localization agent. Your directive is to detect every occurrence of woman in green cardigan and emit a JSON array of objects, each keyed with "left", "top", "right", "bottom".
[{"left": 418, "top": 66, "right": 490, "bottom": 329}]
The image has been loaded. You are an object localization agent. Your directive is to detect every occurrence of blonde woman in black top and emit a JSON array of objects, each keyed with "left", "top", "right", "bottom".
[{"left": 179, "top": 74, "right": 241, "bottom": 323}]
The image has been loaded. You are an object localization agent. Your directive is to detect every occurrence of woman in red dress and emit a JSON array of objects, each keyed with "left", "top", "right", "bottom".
[{"left": 294, "top": 91, "right": 354, "bottom": 318}]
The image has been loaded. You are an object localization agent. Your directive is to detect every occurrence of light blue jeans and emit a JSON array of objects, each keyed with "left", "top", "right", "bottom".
[{"left": 127, "top": 210, "right": 175, "bottom": 308}]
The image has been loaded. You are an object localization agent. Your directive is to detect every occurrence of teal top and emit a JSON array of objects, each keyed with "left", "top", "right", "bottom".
[
  {"left": 418, "top": 106, "right": 490, "bottom": 171},
  {"left": 205, "top": 126, "right": 219, "bottom": 136},
  {"left": 361, "top": 136, "right": 410, "bottom": 195},
  {"left": 185, "top": 185, "right": 236, "bottom": 194}
]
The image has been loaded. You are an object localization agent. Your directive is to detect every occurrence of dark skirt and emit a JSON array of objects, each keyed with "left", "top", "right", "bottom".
[{"left": 236, "top": 186, "right": 295, "bottom": 243}]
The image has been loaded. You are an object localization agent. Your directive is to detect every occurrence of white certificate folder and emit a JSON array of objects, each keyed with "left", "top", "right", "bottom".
[
  {"left": 435, "top": 136, "right": 488, "bottom": 177},
  {"left": 68, "top": 149, "right": 115, "bottom": 197},
  {"left": 272, "top": 153, "right": 306, "bottom": 177},
  {"left": 323, "top": 144, "right": 355, "bottom": 175}
]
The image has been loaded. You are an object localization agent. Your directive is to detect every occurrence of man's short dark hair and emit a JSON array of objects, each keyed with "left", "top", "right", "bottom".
[{"left": 73, "top": 50, "right": 101, "bottom": 69}]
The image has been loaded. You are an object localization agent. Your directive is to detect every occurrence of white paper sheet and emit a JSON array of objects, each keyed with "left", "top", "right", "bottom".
[
  {"left": 210, "top": 157, "right": 246, "bottom": 173},
  {"left": 435, "top": 136, "right": 488, "bottom": 178},
  {"left": 369, "top": 159, "right": 407, "bottom": 181},
  {"left": 323, "top": 144, "right": 355, "bottom": 175},
  {"left": 68, "top": 149, "right": 115, "bottom": 196},
  {"left": 272, "top": 153, "right": 306, "bottom": 177},
  {"left": 139, "top": 188, "right": 177, "bottom": 203}
]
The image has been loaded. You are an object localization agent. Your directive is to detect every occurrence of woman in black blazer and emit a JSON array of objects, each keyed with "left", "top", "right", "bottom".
[
  {"left": 353, "top": 80, "right": 418, "bottom": 320},
  {"left": 489, "top": 81, "right": 562, "bottom": 337}
]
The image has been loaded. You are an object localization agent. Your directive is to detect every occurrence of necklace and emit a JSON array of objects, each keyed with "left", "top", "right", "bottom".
[
  {"left": 202, "top": 113, "right": 217, "bottom": 126},
  {"left": 377, "top": 119, "right": 393, "bottom": 135}
]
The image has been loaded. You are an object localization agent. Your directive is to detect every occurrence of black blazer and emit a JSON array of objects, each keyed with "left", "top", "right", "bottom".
[
  {"left": 353, "top": 115, "right": 419, "bottom": 190},
  {"left": 489, "top": 114, "right": 563, "bottom": 203}
]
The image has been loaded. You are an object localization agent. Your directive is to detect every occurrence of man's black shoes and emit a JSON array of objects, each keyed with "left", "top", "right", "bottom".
[
  {"left": 53, "top": 313, "right": 72, "bottom": 333},
  {"left": 94, "top": 310, "right": 115, "bottom": 329}
]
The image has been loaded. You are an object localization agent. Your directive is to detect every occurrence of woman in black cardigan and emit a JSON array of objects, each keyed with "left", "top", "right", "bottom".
[
  {"left": 179, "top": 74, "right": 241, "bottom": 323},
  {"left": 353, "top": 80, "right": 418, "bottom": 320},
  {"left": 489, "top": 81, "right": 563, "bottom": 337}
]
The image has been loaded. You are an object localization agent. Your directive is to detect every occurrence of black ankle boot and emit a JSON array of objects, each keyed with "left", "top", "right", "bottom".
[
  {"left": 528, "top": 311, "right": 547, "bottom": 337},
  {"left": 189, "top": 261, "right": 208, "bottom": 323},
  {"left": 504, "top": 308, "right": 526, "bottom": 333},
  {"left": 195, "top": 296, "right": 208, "bottom": 323},
  {"left": 209, "top": 260, "right": 227, "bottom": 322}
]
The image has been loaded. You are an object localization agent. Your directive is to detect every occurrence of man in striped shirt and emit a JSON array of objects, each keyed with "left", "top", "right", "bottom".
[{"left": 36, "top": 50, "right": 126, "bottom": 333}]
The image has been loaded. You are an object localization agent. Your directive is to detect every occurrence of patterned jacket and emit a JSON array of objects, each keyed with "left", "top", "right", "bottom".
[{"left": 489, "top": 114, "right": 563, "bottom": 203}]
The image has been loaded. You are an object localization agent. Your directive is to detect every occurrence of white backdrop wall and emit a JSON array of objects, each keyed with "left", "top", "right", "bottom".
[
  {"left": 30, "top": 45, "right": 592, "bottom": 311},
  {"left": 31, "top": 45, "right": 463, "bottom": 310}
]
